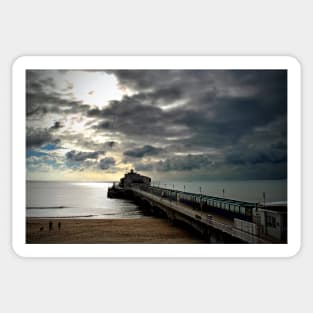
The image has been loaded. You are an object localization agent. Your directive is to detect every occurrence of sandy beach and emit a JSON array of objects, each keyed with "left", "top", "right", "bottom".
[{"left": 26, "top": 217, "right": 205, "bottom": 244}]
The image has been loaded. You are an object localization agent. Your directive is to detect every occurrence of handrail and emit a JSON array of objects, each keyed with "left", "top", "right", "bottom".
[{"left": 130, "top": 186, "right": 269, "bottom": 244}]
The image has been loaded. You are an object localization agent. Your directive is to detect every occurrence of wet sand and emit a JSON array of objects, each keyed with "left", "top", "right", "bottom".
[{"left": 26, "top": 218, "right": 206, "bottom": 244}]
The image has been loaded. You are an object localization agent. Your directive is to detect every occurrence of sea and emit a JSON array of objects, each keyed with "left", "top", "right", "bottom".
[{"left": 26, "top": 180, "right": 287, "bottom": 219}]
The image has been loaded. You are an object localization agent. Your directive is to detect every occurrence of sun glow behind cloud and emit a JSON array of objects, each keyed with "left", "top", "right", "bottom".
[
  {"left": 26, "top": 70, "right": 135, "bottom": 181},
  {"left": 58, "top": 71, "right": 125, "bottom": 108},
  {"left": 26, "top": 70, "right": 287, "bottom": 182}
]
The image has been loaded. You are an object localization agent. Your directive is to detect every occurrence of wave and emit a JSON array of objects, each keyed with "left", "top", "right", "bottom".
[
  {"left": 27, "top": 213, "right": 146, "bottom": 219},
  {"left": 58, "top": 214, "right": 97, "bottom": 218},
  {"left": 28, "top": 212, "right": 139, "bottom": 218},
  {"left": 26, "top": 206, "right": 69, "bottom": 210}
]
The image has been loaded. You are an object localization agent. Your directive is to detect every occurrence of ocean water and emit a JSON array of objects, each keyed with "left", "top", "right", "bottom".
[
  {"left": 26, "top": 181, "right": 144, "bottom": 219},
  {"left": 27, "top": 180, "right": 287, "bottom": 219},
  {"left": 157, "top": 180, "right": 287, "bottom": 203}
]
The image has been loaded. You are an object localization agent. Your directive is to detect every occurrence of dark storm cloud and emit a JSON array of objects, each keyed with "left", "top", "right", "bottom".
[
  {"left": 226, "top": 149, "right": 287, "bottom": 166},
  {"left": 100, "top": 70, "right": 287, "bottom": 147},
  {"left": 106, "top": 141, "right": 116, "bottom": 148},
  {"left": 26, "top": 69, "right": 287, "bottom": 180},
  {"left": 107, "top": 70, "right": 287, "bottom": 179},
  {"left": 156, "top": 154, "right": 214, "bottom": 172},
  {"left": 134, "top": 162, "right": 154, "bottom": 172},
  {"left": 26, "top": 70, "right": 90, "bottom": 117},
  {"left": 26, "top": 90, "right": 89, "bottom": 117},
  {"left": 80, "top": 139, "right": 116, "bottom": 151},
  {"left": 26, "top": 128, "right": 60, "bottom": 148},
  {"left": 124, "top": 145, "right": 163, "bottom": 158},
  {"left": 107, "top": 70, "right": 217, "bottom": 95},
  {"left": 50, "top": 121, "right": 63, "bottom": 130},
  {"left": 99, "top": 157, "right": 116, "bottom": 170},
  {"left": 26, "top": 71, "right": 56, "bottom": 92},
  {"left": 88, "top": 96, "right": 176, "bottom": 138},
  {"left": 65, "top": 150, "right": 104, "bottom": 162},
  {"left": 107, "top": 70, "right": 178, "bottom": 91}
]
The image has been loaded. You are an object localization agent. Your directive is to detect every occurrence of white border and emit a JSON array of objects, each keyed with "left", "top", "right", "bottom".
[{"left": 12, "top": 56, "right": 301, "bottom": 258}]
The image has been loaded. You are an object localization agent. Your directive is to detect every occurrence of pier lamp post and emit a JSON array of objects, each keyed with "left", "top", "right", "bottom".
[
  {"left": 263, "top": 192, "right": 266, "bottom": 207},
  {"left": 184, "top": 185, "right": 185, "bottom": 192},
  {"left": 223, "top": 188, "right": 225, "bottom": 198}
]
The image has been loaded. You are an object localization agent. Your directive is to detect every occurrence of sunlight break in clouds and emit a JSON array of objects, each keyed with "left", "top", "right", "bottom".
[
  {"left": 26, "top": 70, "right": 287, "bottom": 182},
  {"left": 61, "top": 71, "right": 124, "bottom": 108}
]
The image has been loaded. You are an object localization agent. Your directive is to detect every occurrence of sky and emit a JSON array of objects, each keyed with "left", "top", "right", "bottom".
[{"left": 26, "top": 69, "right": 287, "bottom": 181}]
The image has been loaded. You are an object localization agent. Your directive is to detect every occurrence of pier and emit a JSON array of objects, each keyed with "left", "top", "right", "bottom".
[{"left": 108, "top": 170, "right": 287, "bottom": 243}]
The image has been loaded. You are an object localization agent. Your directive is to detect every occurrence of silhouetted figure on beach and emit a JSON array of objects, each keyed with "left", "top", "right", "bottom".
[
  {"left": 58, "top": 222, "right": 61, "bottom": 231},
  {"left": 49, "top": 221, "right": 53, "bottom": 232}
]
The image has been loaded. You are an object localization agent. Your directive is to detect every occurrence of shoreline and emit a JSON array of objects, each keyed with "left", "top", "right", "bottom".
[{"left": 26, "top": 217, "right": 206, "bottom": 244}]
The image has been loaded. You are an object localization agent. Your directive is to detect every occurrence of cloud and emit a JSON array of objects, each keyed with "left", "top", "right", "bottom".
[
  {"left": 65, "top": 150, "right": 104, "bottom": 162},
  {"left": 225, "top": 140, "right": 287, "bottom": 166},
  {"left": 26, "top": 151, "right": 61, "bottom": 173},
  {"left": 63, "top": 149, "right": 107, "bottom": 172},
  {"left": 106, "top": 70, "right": 287, "bottom": 179},
  {"left": 41, "top": 143, "right": 61, "bottom": 151},
  {"left": 50, "top": 121, "right": 63, "bottom": 130},
  {"left": 99, "top": 157, "right": 116, "bottom": 170},
  {"left": 26, "top": 90, "right": 89, "bottom": 117},
  {"left": 26, "top": 149, "right": 48, "bottom": 158},
  {"left": 88, "top": 96, "right": 171, "bottom": 139},
  {"left": 26, "top": 70, "right": 90, "bottom": 117},
  {"left": 226, "top": 150, "right": 287, "bottom": 166},
  {"left": 134, "top": 162, "right": 154, "bottom": 172},
  {"left": 26, "top": 128, "right": 60, "bottom": 148},
  {"left": 124, "top": 145, "right": 163, "bottom": 158},
  {"left": 155, "top": 154, "right": 214, "bottom": 172},
  {"left": 26, "top": 69, "right": 287, "bottom": 180},
  {"left": 91, "top": 70, "right": 287, "bottom": 149}
]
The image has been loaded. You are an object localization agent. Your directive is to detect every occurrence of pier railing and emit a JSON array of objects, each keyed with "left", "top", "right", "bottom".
[{"left": 130, "top": 185, "right": 269, "bottom": 244}]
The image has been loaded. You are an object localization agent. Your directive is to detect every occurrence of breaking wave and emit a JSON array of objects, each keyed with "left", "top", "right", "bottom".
[{"left": 27, "top": 206, "right": 69, "bottom": 210}]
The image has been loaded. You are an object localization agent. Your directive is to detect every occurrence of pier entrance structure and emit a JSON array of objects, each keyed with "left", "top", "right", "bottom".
[{"left": 108, "top": 170, "right": 287, "bottom": 244}]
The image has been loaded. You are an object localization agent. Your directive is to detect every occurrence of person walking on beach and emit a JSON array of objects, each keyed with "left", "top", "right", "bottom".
[
  {"left": 58, "top": 221, "right": 61, "bottom": 231},
  {"left": 49, "top": 221, "right": 53, "bottom": 232}
]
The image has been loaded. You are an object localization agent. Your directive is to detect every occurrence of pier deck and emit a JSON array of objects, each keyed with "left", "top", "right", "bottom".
[{"left": 130, "top": 187, "right": 270, "bottom": 244}]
